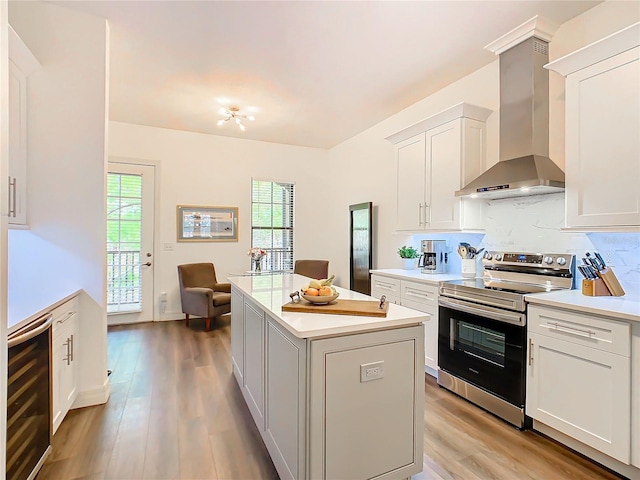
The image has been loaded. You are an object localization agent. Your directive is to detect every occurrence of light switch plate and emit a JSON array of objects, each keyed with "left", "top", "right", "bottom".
[{"left": 360, "top": 361, "right": 384, "bottom": 382}]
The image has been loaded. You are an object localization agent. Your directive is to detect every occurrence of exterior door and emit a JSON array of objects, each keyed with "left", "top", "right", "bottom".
[{"left": 107, "top": 162, "right": 155, "bottom": 325}]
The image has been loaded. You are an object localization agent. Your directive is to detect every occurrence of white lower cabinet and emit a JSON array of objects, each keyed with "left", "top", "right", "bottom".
[
  {"left": 231, "top": 286, "right": 424, "bottom": 480},
  {"left": 52, "top": 296, "right": 79, "bottom": 434},
  {"left": 526, "top": 305, "right": 631, "bottom": 464},
  {"left": 372, "top": 274, "right": 439, "bottom": 375}
]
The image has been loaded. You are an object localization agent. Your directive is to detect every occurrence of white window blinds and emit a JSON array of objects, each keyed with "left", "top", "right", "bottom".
[{"left": 251, "top": 179, "right": 294, "bottom": 271}]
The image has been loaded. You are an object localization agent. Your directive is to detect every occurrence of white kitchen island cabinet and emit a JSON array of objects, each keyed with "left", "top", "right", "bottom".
[
  {"left": 229, "top": 273, "right": 427, "bottom": 480},
  {"left": 546, "top": 23, "right": 640, "bottom": 230}
]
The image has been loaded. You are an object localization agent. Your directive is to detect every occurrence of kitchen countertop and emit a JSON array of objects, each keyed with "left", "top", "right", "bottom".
[
  {"left": 8, "top": 287, "right": 81, "bottom": 336},
  {"left": 228, "top": 273, "right": 429, "bottom": 339},
  {"left": 370, "top": 268, "right": 466, "bottom": 285},
  {"left": 525, "top": 289, "right": 640, "bottom": 323}
]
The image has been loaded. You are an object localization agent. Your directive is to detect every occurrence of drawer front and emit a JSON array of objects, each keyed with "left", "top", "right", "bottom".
[
  {"left": 52, "top": 296, "right": 79, "bottom": 335},
  {"left": 528, "top": 305, "right": 630, "bottom": 357},
  {"left": 400, "top": 280, "right": 438, "bottom": 307},
  {"left": 370, "top": 275, "right": 401, "bottom": 296},
  {"left": 370, "top": 289, "right": 401, "bottom": 306}
]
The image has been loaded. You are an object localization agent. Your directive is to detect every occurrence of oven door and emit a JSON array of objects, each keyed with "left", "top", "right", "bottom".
[{"left": 438, "top": 298, "right": 526, "bottom": 407}]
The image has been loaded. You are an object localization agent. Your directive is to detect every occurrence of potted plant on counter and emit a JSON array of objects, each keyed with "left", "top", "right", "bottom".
[{"left": 397, "top": 245, "right": 420, "bottom": 270}]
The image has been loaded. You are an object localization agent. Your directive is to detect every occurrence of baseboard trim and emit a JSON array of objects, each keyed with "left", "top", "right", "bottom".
[{"left": 72, "top": 377, "right": 111, "bottom": 409}]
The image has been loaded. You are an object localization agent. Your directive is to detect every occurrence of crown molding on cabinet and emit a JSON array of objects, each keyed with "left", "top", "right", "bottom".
[
  {"left": 9, "top": 25, "right": 41, "bottom": 75},
  {"left": 385, "top": 102, "right": 492, "bottom": 145},
  {"left": 545, "top": 22, "right": 640, "bottom": 77}
]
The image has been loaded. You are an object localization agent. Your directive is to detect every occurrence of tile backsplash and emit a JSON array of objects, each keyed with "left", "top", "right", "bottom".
[{"left": 413, "top": 193, "right": 640, "bottom": 295}]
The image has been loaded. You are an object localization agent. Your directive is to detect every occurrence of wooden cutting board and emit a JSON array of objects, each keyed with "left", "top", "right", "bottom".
[{"left": 282, "top": 299, "right": 388, "bottom": 317}]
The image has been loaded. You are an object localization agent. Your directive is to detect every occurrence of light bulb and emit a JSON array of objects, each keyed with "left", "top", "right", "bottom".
[
  {"left": 248, "top": 115, "right": 255, "bottom": 121},
  {"left": 217, "top": 119, "right": 226, "bottom": 126},
  {"left": 235, "top": 117, "right": 242, "bottom": 125},
  {"left": 218, "top": 107, "right": 228, "bottom": 115},
  {"left": 239, "top": 123, "right": 246, "bottom": 131}
]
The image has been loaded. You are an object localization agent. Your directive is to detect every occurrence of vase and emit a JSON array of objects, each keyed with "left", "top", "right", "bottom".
[
  {"left": 254, "top": 258, "right": 262, "bottom": 272},
  {"left": 402, "top": 258, "right": 416, "bottom": 270}
]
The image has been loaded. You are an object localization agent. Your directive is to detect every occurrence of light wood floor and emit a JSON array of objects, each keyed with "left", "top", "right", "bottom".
[{"left": 37, "top": 317, "right": 622, "bottom": 480}]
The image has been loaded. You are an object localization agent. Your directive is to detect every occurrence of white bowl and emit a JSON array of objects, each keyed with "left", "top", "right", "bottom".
[{"left": 301, "top": 292, "right": 339, "bottom": 305}]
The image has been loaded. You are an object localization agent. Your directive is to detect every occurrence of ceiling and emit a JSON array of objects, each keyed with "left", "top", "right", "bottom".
[{"left": 52, "top": 1, "right": 601, "bottom": 149}]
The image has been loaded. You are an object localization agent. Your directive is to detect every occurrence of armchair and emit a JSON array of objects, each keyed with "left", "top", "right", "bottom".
[
  {"left": 293, "top": 259, "right": 329, "bottom": 280},
  {"left": 177, "top": 263, "right": 231, "bottom": 331}
]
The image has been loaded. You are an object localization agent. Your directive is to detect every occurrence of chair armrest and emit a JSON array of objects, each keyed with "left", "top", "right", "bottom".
[
  {"left": 183, "top": 286, "right": 213, "bottom": 300},
  {"left": 213, "top": 283, "right": 231, "bottom": 293}
]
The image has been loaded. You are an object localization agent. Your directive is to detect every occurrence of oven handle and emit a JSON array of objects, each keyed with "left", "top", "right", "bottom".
[
  {"left": 8, "top": 314, "right": 53, "bottom": 348},
  {"left": 439, "top": 298, "right": 526, "bottom": 326}
]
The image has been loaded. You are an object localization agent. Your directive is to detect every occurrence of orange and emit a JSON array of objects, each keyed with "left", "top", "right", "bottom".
[
  {"left": 305, "top": 287, "right": 319, "bottom": 296},
  {"left": 318, "top": 286, "right": 332, "bottom": 296}
]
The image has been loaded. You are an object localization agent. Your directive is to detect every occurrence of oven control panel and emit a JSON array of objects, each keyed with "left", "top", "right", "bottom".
[{"left": 483, "top": 251, "right": 574, "bottom": 268}]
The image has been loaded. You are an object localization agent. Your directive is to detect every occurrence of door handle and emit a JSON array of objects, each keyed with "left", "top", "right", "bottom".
[{"left": 143, "top": 262, "right": 152, "bottom": 267}]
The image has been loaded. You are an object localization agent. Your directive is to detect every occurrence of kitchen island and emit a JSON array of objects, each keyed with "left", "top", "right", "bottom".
[{"left": 229, "top": 273, "right": 428, "bottom": 480}]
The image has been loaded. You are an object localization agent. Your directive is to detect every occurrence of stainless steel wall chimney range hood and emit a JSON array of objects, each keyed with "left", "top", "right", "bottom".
[{"left": 456, "top": 16, "right": 565, "bottom": 200}]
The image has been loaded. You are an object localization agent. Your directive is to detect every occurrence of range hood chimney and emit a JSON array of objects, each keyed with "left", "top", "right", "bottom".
[{"left": 456, "top": 16, "right": 565, "bottom": 200}]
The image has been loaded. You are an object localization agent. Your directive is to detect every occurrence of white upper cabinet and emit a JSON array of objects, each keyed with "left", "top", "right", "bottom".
[
  {"left": 8, "top": 25, "right": 40, "bottom": 228},
  {"left": 387, "top": 103, "right": 491, "bottom": 232},
  {"left": 546, "top": 23, "right": 640, "bottom": 230}
]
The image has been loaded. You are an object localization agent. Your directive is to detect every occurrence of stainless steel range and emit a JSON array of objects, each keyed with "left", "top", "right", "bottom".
[{"left": 437, "top": 251, "right": 575, "bottom": 429}]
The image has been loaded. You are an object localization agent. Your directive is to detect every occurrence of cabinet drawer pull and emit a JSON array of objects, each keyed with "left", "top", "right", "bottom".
[
  {"left": 542, "top": 321, "right": 596, "bottom": 338},
  {"left": 529, "top": 338, "right": 533, "bottom": 366},
  {"left": 406, "top": 289, "right": 430, "bottom": 300},
  {"left": 375, "top": 283, "right": 395, "bottom": 291},
  {"left": 56, "top": 311, "right": 76, "bottom": 325}
]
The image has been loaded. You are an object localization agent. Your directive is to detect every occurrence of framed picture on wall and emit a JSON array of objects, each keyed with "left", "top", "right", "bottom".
[{"left": 177, "top": 205, "right": 238, "bottom": 242}]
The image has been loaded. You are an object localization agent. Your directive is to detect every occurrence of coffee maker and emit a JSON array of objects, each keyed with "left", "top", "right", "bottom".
[{"left": 418, "top": 240, "right": 447, "bottom": 274}]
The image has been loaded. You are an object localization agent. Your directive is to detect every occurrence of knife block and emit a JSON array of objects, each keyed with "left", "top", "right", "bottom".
[
  {"left": 599, "top": 268, "right": 626, "bottom": 296},
  {"left": 582, "top": 278, "right": 611, "bottom": 296},
  {"left": 581, "top": 267, "right": 625, "bottom": 297}
]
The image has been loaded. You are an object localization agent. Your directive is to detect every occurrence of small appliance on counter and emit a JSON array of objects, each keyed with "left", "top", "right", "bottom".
[{"left": 418, "top": 240, "right": 447, "bottom": 274}]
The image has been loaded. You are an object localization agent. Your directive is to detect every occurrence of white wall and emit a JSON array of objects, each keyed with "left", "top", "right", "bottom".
[
  {"left": 109, "top": 1, "right": 640, "bottom": 315},
  {"left": 325, "top": 0, "right": 640, "bottom": 287},
  {"left": 108, "top": 122, "right": 326, "bottom": 319},
  {"left": 8, "top": 1, "right": 109, "bottom": 403}
]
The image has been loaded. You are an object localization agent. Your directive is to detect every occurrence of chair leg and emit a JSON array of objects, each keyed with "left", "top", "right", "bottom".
[
  {"left": 185, "top": 314, "right": 189, "bottom": 327},
  {"left": 206, "top": 317, "right": 211, "bottom": 332}
]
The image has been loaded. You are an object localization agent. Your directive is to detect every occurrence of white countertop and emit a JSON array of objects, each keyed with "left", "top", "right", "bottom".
[
  {"left": 8, "top": 287, "right": 81, "bottom": 335},
  {"left": 228, "top": 273, "right": 429, "bottom": 339},
  {"left": 370, "top": 268, "right": 466, "bottom": 285},
  {"left": 525, "top": 289, "right": 640, "bottom": 323}
]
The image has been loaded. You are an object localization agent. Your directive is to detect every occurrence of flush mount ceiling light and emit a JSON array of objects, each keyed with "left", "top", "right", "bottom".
[{"left": 216, "top": 105, "right": 255, "bottom": 132}]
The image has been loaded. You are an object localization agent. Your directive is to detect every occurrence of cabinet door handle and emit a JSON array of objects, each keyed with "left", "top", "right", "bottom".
[
  {"left": 528, "top": 338, "right": 533, "bottom": 366},
  {"left": 69, "top": 334, "right": 74, "bottom": 362},
  {"left": 418, "top": 203, "right": 423, "bottom": 227},
  {"left": 424, "top": 203, "right": 430, "bottom": 225},
  {"left": 64, "top": 337, "right": 72, "bottom": 366},
  {"left": 8, "top": 176, "right": 16, "bottom": 217}
]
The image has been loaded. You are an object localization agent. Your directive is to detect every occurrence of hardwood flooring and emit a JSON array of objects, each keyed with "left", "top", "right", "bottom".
[{"left": 37, "top": 317, "right": 622, "bottom": 480}]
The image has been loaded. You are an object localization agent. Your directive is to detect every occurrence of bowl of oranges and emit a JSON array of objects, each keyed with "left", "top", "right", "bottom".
[{"left": 300, "top": 275, "right": 339, "bottom": 305}]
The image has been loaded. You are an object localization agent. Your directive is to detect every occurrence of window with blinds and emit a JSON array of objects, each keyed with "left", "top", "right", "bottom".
[{"left": 251, "top": 179, "right": 294, "bottom": 271}]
